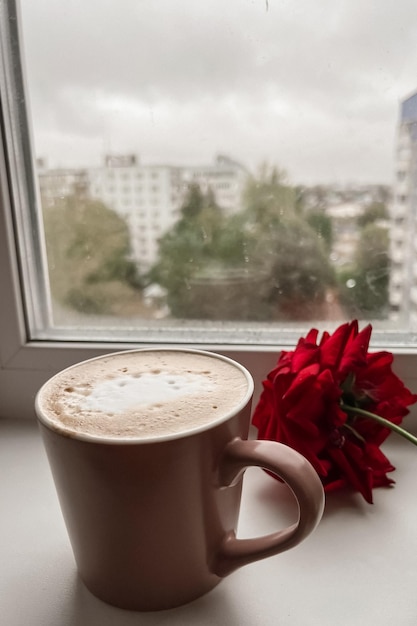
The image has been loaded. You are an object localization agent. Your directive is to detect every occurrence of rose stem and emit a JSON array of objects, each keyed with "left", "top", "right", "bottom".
[{"left": 340, "top": 404, "right": 417, "bottom": 447}]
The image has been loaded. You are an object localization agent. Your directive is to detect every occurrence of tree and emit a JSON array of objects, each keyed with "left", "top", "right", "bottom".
[
  {"left": 303, "top": 184, "right": 330, "bottom": 211},
  {"left": 242, "top": 167, "right": 335, "bottom": 319},
  {"left": 357, "top": 201, "right": 389, "bottom": 229},
  {"left": 250, "top": 216, "right": 335, "bottom": 319},
  {"left": 150, "top": 184, "right": 258, "bottom": 318},
  {"left": 338, "top": 224, "right": 390, "bottom": 318},
  {"left": 242, "top": 163, "right": 297, "bottom": 228},
  {"left": 152, "top": 168, "right": 336, "bottom": 321},
  {"left": 306, "top": 210, "right": 333, "bottom": 252},
  {"left": 43, "top": 194, "right": 141, "bottom": 314}
]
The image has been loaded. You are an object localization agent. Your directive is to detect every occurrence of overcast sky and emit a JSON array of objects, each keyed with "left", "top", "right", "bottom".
[{"left": 19, "top": 0, "right": 417, "bottom": 185}]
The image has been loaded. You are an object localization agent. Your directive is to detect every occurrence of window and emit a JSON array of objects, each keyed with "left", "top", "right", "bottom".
[{"left": 1, "top": 1, "right": 417, "bottom": 420}]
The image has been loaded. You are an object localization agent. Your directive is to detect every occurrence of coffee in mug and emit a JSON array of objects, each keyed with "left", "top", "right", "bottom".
[
  {"left": 39, "top": 349, "right": 250, "bottom": 439},
  {"left": 36, "top": 348, "right": 324, "bottom": 611}
]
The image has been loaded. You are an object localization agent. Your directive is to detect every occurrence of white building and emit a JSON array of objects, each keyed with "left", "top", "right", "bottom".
[
  {"left": 325, "top": 202, "right": 364, "bottom": 267},
  {"left": 181, "top": 154, "right": 248, "bottom": 215},
  {"left": 389, "top": 91, "right": 417, "bottom": 323},
  {"left": 87, "top": 156, "right": 183, "bottom": 270},
  {"left": 38, "top": 159, "right": 89, "bottom": 209},
  {"left": 38, "top": 154, "right": 248, "bottom": 271}
]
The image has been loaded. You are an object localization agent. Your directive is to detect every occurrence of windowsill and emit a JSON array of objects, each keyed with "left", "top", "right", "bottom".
[{"left": 2, "top": 417, "right": 417, "bottom": 625}]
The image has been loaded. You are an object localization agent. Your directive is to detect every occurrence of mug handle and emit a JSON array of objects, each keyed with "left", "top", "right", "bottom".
[{"left": 214, "top": 438, "right": 325, "bottom": 577}]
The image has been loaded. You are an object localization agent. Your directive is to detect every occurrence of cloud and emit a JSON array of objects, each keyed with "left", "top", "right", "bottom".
[{"left": 19, "top": 0, "right": 417, "bottom": 182}]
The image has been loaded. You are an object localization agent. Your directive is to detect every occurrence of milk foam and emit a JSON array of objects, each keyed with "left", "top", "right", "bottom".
[
  {"left": 39, "top": 350, "right": 250, "bottom": 439},
  {"left": 80, "top": 372, "right": 211, "bottom": 413}
]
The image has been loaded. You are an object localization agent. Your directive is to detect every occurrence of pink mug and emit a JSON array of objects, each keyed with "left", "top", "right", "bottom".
[{"left": 36, "top": 348, "right": 324, "bottom": 611}]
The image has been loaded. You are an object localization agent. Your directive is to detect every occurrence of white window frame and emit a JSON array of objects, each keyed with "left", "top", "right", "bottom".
[{"left": 1, "top": 0, "right": 417, "bottom": 422}]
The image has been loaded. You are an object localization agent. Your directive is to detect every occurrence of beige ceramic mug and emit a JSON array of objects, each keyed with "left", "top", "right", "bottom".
[{"left": 36, "top": 348, "right": 324, "bottom": 611}]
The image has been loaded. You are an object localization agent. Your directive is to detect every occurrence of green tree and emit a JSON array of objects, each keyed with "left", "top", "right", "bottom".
[
  {"left": 306, "top": 210, "right": 333, "bottom": 251},
  {"left": 304, "top": 184, "right": 330, "bottom": 211},
  {"left": 150, "top": 184, "right": 257, "bottom": 318},
  {"left": 43, "top": 194, "right": 141, "bottom": 314},
  {"left": 338, "top": 224, "right": 390, "bottom": 318},
  {"left": 152, "top": 168, "right": 336, "bottom": 321},
  {"left": 357, "top": 201, "right": 389, "bottom": 229},
  {"left": 242, "top": 163, "right": 296, "bottom": 228},
  {"left": 242, "top": 167, "right": 335, "bottom": 319},
  {"left": 250, "top": 216, "right": 335, "bottom": 319}
]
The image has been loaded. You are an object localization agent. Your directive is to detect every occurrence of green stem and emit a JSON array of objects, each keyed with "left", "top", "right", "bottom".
[{"left": 341, "top": 403, "right": 417, "bottom": 447}]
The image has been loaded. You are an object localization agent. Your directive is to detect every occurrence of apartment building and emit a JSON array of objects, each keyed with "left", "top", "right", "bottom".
[
  {"left": 389, "top": 91, "right": 417, "bottom": 323},
  {"left": 38, "top": 160, "right": 89, "bottom": 209},
  {"left": 87, "top": 156, "right": 183, "bottom": 271},
  {"left": 181, "top": 154, "right": 248, "bottom": 214},
  {"left": 37, "top": 154, "right": 248, "bottom": 271},
  {"left": 325, "top": 202, "right": 363, "bottom": 267}
]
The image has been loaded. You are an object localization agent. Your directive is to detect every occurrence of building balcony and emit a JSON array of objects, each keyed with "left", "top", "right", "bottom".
[
  {"left": 391, "top": 250, "right": 406, "bottom": 264},
  {"left": 391, "top": 226, "right": 406, "bottom": 240},
  {"left": 389, "top": 290, "right": 403, "bottom": 306},
  {"left": 391, "top": 268, "right": 404, "bottom": 284},
  {"left": 410, "top": 287, "right": 417, "bottom": 306},
  {"left": 390, "top": 204, "right": 407, "bottom": 219}
]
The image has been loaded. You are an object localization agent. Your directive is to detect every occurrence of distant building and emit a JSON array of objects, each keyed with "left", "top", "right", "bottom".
[
  {"left": 38, "top": 160, "right": 89, "bottom": 209},
  {"left": 37, "top": 154, "right": 248, "bottom": 271},
  {"left": 87, "top": 160, "right": 183, "bottom": 270},
  {"left": 325, "top": 202, "right": 364, "bottom": 267},
  {"left": 389, "top": 91, "right": 417, "bottom": 323},
  {"left": 181, "top": 154, "right": 248, "bottom": 214}
]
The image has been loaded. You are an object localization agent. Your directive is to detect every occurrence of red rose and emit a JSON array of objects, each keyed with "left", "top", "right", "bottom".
[{"left": 252, "top": 321, "right": 417, "bottom": 504}]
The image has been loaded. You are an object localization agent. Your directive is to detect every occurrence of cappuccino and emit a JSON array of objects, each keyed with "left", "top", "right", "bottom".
[{"left": 37, "top": 349, "right": 251, "bottom": 439}]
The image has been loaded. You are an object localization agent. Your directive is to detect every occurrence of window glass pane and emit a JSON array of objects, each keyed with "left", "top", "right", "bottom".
[{"left": 4, "top": 0, "right": 417, "bottom": 345}]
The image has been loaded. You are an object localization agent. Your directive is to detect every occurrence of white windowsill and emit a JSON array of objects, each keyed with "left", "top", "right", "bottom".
[{"left": 1, "top": 417, "right": 417, "bottom": 626}]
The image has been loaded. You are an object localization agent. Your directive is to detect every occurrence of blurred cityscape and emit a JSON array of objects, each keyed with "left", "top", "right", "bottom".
[{"left": 36, "top": 91, "right": 417, "bottom": 325}]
